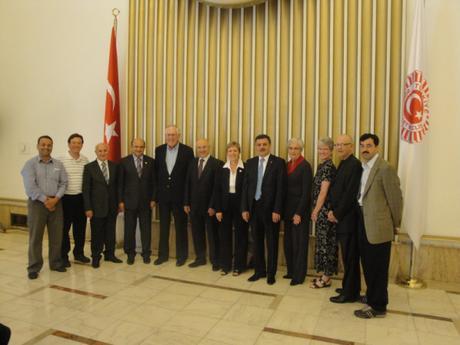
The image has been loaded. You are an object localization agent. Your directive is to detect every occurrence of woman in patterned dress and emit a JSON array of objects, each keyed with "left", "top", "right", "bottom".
[{"left": 310, "top": 137, "right": 337, "bottom": 288}]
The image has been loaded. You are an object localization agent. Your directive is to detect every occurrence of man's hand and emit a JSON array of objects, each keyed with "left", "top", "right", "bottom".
[
  {"left": 118, "top": 202, "right": 125, "bottom": 212},
  {"left": 293, "top": 214, "right": 301, "bottom": 225},
  {"left": 184, "top": 205, "right": 191, "bottom": 215},
  {"left": 242, "top": 211, "right": 250, "bottom": 223},
  {"left": 216, "top": 212, "right": 223, "bottom": 222},
  {"left": 272, "top": 212, "right": 281, "bottom": 223},
  {"left": 150, "top": 201, "right": 156, "bottom": 209},
  {"left": 208, "top": 208, "right": 216, "bottom": 217},
  {"left": 85, "top": 210, "right": 94, "bottom": 219},
  {"left": 327, "top": 210, "right": 338, "bottom": 223},
  {"left": 44, "top": 197, "right": 58, "bottom": 211}
]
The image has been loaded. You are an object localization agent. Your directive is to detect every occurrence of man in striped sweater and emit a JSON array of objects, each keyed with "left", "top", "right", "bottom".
[{"left": 58, "top": 133, "right": 90, "bottom": 267}]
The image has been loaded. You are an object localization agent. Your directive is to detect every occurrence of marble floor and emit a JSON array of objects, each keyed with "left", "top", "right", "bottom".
[{"left": 0, "top": 229, "right": 459, "bottom": 345}]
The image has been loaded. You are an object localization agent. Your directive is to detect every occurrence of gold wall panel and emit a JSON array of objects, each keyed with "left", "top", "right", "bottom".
[{"left": 128, "top": 0, "right": 403, "bottom": 167}]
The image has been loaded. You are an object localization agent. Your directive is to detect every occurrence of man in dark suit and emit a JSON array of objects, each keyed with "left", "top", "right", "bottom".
[
  {"left": 354, "top": 133, "right": 402, "bottom": 318},
  {"left": 83, "top": 143, "right": 122, "bottom": 268},
  {"left": 118, "top": 138, "right": 156, "bottom": 265},
  {"left": 184, "top": 139, "right": 223, "bottom": 270},
  {"left": 154, "top": 125, "right": 194, "bottom": 266},
  {"left": 242, "top": 134, "right": 286, "bottom": 285},
  {"left": 328, "top": 134, "right": 363, "bottom": 303}
]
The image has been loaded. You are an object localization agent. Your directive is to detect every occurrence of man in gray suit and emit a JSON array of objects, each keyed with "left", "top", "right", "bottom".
[{"left": 354, "top": 133, "right": 402, "bottom": 318}]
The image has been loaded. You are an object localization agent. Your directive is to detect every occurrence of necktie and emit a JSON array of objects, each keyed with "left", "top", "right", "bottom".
[
  {"left": 255, "top": 157, "right": 265, "bottom": 200},
  {"left": 198, "top": 158, "right": 204, "bottom": 178},
  {"left": 101, "top": 161, "right": 109, "bottom": 183},
  {"left": 136, "top": 157, "right": 142, "bottom": 178}
]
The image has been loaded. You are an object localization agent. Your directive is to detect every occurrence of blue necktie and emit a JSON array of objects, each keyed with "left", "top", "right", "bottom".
[{"left": 255, "top": 157, "right": 265, "bottom": 200}]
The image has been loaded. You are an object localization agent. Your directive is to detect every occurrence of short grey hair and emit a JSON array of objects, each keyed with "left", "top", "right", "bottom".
[
  {"left": 318, "top": 137, "right": 334, "bottom": 151},
  {"left": 287, "top": 137, "right": 304, "bottom": 150}
]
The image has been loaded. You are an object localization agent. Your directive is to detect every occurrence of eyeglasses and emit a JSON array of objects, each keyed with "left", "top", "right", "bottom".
[{"left": 334, "top": 143, "right": 351, "bottom": 148}]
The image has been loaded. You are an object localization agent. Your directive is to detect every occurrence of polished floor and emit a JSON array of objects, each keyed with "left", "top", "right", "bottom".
[{"left": 0, "top": 229, "right": 459, "bottom": 345}]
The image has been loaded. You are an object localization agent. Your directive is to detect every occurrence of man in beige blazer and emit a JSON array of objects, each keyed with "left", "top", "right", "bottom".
[{"left": 354, "top": 133, "right": 402, "bottom": 319}]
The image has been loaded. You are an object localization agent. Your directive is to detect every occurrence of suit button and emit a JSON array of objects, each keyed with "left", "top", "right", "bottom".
[{"left": 168, "top": 177, "right": 171, "bottom": 180}]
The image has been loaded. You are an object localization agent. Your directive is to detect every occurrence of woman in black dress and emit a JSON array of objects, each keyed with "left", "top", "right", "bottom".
[
  {"left": 311, "top": 137, "right": 337, "bottom": 288},
  {"left": 214, "top": 142, "right": 248, "bottom": 276},
  {"left": 283, "top": 138, "right": 313, "bottom": 285}
]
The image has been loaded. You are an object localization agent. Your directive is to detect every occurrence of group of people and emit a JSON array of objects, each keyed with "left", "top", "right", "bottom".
[{"left": 21, "top": 125, "right": 402, "bottom": 319}]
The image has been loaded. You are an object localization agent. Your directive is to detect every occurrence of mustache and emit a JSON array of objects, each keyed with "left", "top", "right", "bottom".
[{"left": 363, "top": 151, "right": 369, "bottom": 154}]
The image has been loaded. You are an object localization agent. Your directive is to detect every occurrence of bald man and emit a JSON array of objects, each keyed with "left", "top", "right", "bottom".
[
  {"left": 154, "top": 125, "right": 194, "bottom": 266},
  {"left": 327, "top": 134, "right": 363, "bottom": 303},
  {"left": 184, "top": 139, "right": 223, "bottom": 270},
  {"left": 118, "top": 138, "right": 156, "bottom": 264},
  {"left": 83, "top": 143, "right": 122, "bottom": 268}
]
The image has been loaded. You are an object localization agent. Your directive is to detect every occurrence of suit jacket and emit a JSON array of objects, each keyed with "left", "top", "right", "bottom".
[
  {"left": 241, "top": 155, "right": 286, "bottom": 215},
  {"left": 118, "top": 155, "right": 156, "bottom": 210},
  {"left": 329, "top": 154, "right": 362, "bottom": 234},
  {"left": 362, "top": 156, "right": 403, "bottom": 244},
  {"left": 212, "top": 163, "right": 245, "bottom": 213},
  {"left": 82, "top": 160, "right": 118, "bottom": 218},
  {"left": 284, "top": 159, "right": 313, "bottom": 220},
  {"left": 184, "top": 156, "right": 223, "bottom": 214},
  {"left": 154, "top": 143, "right": 194, "bottom": 204}
]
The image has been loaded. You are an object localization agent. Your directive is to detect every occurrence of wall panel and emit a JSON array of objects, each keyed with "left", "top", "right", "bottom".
[{"left": 128, "top": 0, "right": 404, "bottom": 167}]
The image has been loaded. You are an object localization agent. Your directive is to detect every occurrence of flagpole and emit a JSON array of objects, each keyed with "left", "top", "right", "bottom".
[
  {"left": 112, "top": 8, "right": 120, "bottom": 35},
  {"left": 397, "top": 240, "right": 425, "bottom": 288}
]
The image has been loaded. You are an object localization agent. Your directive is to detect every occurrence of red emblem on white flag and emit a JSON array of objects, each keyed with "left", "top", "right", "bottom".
[
  {"left": 402, "top": 70, "right": 430, "bottom": 143},
  {"left": 104, "top": 26, "right": 121, "bottom": 162}
]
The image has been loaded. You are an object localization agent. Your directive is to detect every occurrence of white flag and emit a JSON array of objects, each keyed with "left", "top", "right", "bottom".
[{"left": 398, "top": 0, "right": 431, "bottom": 249}]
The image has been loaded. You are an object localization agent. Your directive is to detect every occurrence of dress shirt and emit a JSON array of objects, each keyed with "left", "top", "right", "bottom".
[
  {"left": 223, "top": 159, "right": 244, "bottom": 193},
  {"left": 258, "top": 154, "right": 270, "bottom": 175},
  {"left": 198, "top": 155, "right": 210, "bottom": 170},
  {"left": 97, "top": 159, "right": 110, "bottom": 180},
  {"left": 21, "top": 156, "right": 68, "bottom": 202},
  {"left": 166, "top": 144, "right": 179, "bottom": 174},
  {"left": 58, "top": 151, "right": 89, "bottom": 195},
  {"left": 358, "top": 153, "right": 379, "bottom": 206}
]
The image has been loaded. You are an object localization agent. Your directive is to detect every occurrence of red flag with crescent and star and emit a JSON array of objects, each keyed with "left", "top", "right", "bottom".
[
  {"left": 103, "top": 26, "right": 121, "bottom": 162},
  {"left": 398, "top": 0, "right": 430, "bottom": 249}
]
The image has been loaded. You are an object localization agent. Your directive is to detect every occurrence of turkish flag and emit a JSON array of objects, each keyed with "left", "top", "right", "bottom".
[
  {"left": 398, "top": 0, "right": 430, "bottom": 249},
  {"left": 103, "top": 26, "right": 121, "bottom": 162}
]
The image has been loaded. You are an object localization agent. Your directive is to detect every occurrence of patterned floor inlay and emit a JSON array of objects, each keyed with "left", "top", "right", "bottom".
[
  {"left": 131, "top": 275, "right": 151, "bottom": 286},
  {"left": 263, "top": 327, "right": 355, "bottom": 345},
  {"left": 447, "top": 290, "right": 460, "bottom": 295},
  {"left": 151, "top": 275, "right": 278, "bottom": 297},
  {"left": 388, "top": 309, "right": 454, "bottom": 322},
  {"left": 20, "top": 285, "right": 48, "bottom": 297},
  {"left": 52, "top": 330, "right": 111, "bottom": 345},
  {"left": 22, "top": 329, "right": 55, "bottom": 345},
  {"left": 49, "top": 285, "right": 107, "bottom": 299}
]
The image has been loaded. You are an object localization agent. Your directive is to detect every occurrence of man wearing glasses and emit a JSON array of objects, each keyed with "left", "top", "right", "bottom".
[{"left": 328, "top": 134, "right": 363, "bottom": 304}]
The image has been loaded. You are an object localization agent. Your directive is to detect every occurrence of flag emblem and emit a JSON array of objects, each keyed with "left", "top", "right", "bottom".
[{"left": 402, "top": 70, "right": 430, "bottom": 144}]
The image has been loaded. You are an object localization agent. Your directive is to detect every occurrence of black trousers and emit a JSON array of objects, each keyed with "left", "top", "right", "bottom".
[
  {"left": 124, "top": 207, "right": 152, "bottom": 258},
  {"left": 62, "top": 194, "right": 87, "bottom": 259},
  {"left": 251, "top": 201, "right": 280, "bottom": 277},
  {"left": 358, "top": 208, "right": 391, "bottom": 312},
  {"left": 337, "top": 230, "right": 361, "bottom": 299},
  {"left": 219, "top": 193, "right": 249, "bottom": 272},
  {"left": 90, "top": 214, "right": 117, "bottom": 259},
  {"left": 158, "top": 201, "right": 188, "bottom": 261},
  {"left": 190, "top": 211, "right": 220, "bottom": 265},
  {"left": 283, "top": 218, "right": 309, "bottom": 283},
  {"left": 0, "top": 323, "right": 11, "bottom": 345}
]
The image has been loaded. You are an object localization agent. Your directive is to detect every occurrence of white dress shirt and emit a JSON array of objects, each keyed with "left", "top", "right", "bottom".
[
  {"left": 358, "top": 153, "right": 379, "bottom": 206},
  {"left": 223, "top": 159, "right": 244, "bottom": 193}
]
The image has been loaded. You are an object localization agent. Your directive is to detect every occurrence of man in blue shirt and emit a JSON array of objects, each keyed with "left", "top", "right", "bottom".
[{"left": 21, "top": 135, "right": 68, "bottom": 279}]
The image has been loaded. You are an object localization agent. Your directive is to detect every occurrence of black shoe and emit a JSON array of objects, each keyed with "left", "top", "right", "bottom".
[
  {"left": 247, "top": 273, "right": 266, "bottom": 282},
  {"left": 188, "top": 260, "right": 206, "bottom": 268},
  {"left": 283, "top": 274, "right": 292, "bottom": 279},
  {"left": 143, "top": 257, "right": 151, "bottom": 264},
  {"left": 127, "top": 256, "right": 135, "bottom": 265},
  {"left": 74, "top": 255, "right": 91, "bottom": 263},
  {"left": 28, "top": 272, "right": 39, "bottom": 280},
  {"left": 329, "top": 294, "right": 360, "bottom": 304},
  {"left": 354, "top": 306, "right": 386, "bottom": 319},
  {"left": 212, "top": 264, "right": 220, "bottom": 272},
  {"left": 51, "top": 267, "right": 67, "bottom": 273},
  {"left": 92, "top": 259, "right": 100, "bottom": 268},
  {"left": 176, "top": 259, "right": 186, "bottom": 267},
  {"left": 267, "top": 276, "right": 276, "bottom": 285},
  {"left": 335, "top": 288, "right": 343, "bottom": 294},
  {"left": 290, "top": 280, "right": 300, "bottom": 286},
  {"left": 105, "top": 256, "right": 122, "bottom": 263},
  {"left": 154, "top": 257, "right": 168, "bottom": 265},
  {"left": 63, "top": 260, "right": 71, "bottom": 268}
]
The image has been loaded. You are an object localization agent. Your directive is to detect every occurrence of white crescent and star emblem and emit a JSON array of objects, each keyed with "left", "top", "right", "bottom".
[{"left": 105, "top": 121, "right": 119, "bottom": 143}]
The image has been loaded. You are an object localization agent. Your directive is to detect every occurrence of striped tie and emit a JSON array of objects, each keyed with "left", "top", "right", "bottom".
[{"left": 101, "top": 161, "right": 109, "bottom": 183}]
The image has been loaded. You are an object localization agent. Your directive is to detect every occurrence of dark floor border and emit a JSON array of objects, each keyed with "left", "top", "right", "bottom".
[
  {"left": 49, "top": 285, "right": 107, "bottom": 299},
  {"left": 263, "top": 327, "right": 356, "bottom": 345},
  {"left": 52, "top": 330, "right": 111, "bottom": 345}
]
